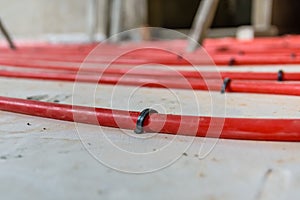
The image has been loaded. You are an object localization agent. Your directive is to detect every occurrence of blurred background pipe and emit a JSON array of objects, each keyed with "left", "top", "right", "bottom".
[{"left": 0, "top": 18, "right": 16, "bottom": 49}]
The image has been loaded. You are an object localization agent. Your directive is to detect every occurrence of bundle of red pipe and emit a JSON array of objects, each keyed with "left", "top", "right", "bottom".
[{"left": 0, "top": 36, "right": 299, "bottom": 141}]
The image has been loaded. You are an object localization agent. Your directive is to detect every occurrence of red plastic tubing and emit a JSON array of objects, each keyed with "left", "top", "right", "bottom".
[
  {"left": 1, "top": 61, "right": 300, "bottom": 81},
  {"left": 0, "top": 95, "right": 299, "bottom": 141},
  {"left": 3, "top": 37, "right": 300, "bottom": 65},
  {"left": 1, "top": 69, "right": 300, "bottom": 96}
]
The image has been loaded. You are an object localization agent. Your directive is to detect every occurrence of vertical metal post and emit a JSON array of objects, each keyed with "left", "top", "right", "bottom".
[
  {"left": 0, "top": 18, "right": 16, "bottom": 50},
  {"left": 87, "top": 0, "right": 99, "bottom": 42},
  {"left": 252, "top": 0, "right": 273, "bottom": 31},
  {"left": 109, "top": 0, "right": 122, "bottom": 42},
  {"left": 186, "top": 0, "right": 219, "bottom": 52}
]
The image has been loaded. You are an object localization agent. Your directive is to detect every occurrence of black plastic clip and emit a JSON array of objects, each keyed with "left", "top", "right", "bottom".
[
  {"left": 228, "top": 58, "right": 235, "bottom": 66},
  {"left": 221, "top": 78, "right": 231, "bottom": 94},
  {"left": 134, "top": 108, "right": 158, "bottom": 134},
  {"left": 278, "top": 70, "right": 284, "bottom": 81},
  {"left": 291, "top": 53, "right": 296, "bottom": 59}
]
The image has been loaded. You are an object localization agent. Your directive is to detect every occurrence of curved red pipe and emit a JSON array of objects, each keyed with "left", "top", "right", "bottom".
[{"left": 0, "top": 96, "right": 299, "bottom": 141}]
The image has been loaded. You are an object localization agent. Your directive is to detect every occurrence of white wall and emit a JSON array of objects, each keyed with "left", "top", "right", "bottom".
[
  {"left": 0, "top": 0, "right": 148, "bottom": 41},
  {"left": 0, "top": 0, "right": 108, "bottom": 40}
]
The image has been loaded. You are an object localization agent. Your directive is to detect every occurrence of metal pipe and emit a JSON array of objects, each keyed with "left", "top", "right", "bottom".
[
  {"left": 0, "top": 18, "right": 16, "bottom": 50},
  {"left": 187, "top": 0, "right": 219, "bottom": 52},
  {"left": 87, "top": 0, "right": 99, "bottom": 42},
  {"left": 109, "top": 0, "right": 122, "bottom": 42}
]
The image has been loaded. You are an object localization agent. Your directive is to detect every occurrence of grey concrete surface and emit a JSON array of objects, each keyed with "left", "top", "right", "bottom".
[{"left": 0, "top": 76, "right": 299, "bottom": 199}]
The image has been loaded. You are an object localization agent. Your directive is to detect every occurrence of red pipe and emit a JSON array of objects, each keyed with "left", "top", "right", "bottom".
[
  {"left": 2, "top": 47, "right": 299, "bottom": 60},
  {"left": 1, "top": 50, "right": 300, "bottom": 66},
  {"left": 0, "top": 95, "right": 299, "bottom": 141},
  {"left": 2, "top": 39, "right": 300, "bottom": 65},
  {"left": 1, "top": 61, "right": 300, "bottom": 81},
  {"left": 1, "top": 69, "right": 300, "bottom": 96}
]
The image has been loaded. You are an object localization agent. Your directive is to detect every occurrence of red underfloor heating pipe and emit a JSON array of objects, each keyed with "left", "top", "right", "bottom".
[
  {"left": 0, "top": 96, "right": 299, "bottom": 142},
  {"left": 0, "top": 69, "right": 300, "bottom": 96},
  {"left": 1, "top": 38, "right": 300, "bottom": 141}
]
